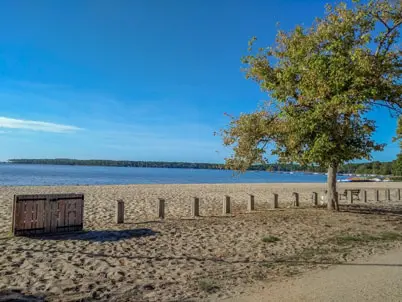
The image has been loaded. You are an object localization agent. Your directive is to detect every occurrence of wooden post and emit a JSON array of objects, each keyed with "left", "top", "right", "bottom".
[
  {"left": 362, "top": 190, "right": 367, "bottom": 203},
  {"left": 312, "top": 192, "right": 318, "bottom": 206},
  {"left": 398, "top": 189, "right": 401, "bottom": 201},
  {"left": 374, "top": 189, "right": 380, "bottom": 202},
  {"left": 158, "top": 198, "right": 165, "bottom": 219},
  {"left": 386, "top": 189, "right": 391, "bottom": 202},
  {"left": 272, "top": 193, "right": 279, "bottom": 208},
  {"left": 116, "top": 200, "right": 124, "bottom": 224},
  {"left": 223, "top": 195, "right": 231, "bottom": 215},
  {"left": 320, "top": 191, "right": 327, "bottom": 205},
  {"left": 191, "top": 197, "right": 200, "bottom": 217},
  {"left": 248, "top": 194, "right": 255, "bottom": 212},
  {"left": 292, "top": 192, "right": 299, "bottom": 207},
  {"left": 347, "top": 190, "right": 353, "bottom": 204}
]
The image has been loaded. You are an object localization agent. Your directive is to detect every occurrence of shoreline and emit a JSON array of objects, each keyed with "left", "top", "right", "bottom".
[{"left": 0, "top": 181, "right": 399, "bottom": 188}]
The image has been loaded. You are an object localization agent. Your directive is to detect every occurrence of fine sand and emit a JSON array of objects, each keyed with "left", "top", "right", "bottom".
[
  {"left": 0, "top": 182, "right": 402, "bottom": 301},
  {"left": 227, "top": 246, "right": 402, "bottom": 302}
]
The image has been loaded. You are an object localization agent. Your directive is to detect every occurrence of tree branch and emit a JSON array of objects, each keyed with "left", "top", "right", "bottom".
[
  {"left": 374, "top": 16, "right": 402, "bottom": 56},
  {"left": 375, "top": 12, "right": 391, "bottom": 30},
  {"left": 371, "top": 100, "right": 402, "bottom": 116}
]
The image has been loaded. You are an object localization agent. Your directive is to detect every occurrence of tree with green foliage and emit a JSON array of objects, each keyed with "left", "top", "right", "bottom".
[
  {"left": 372, "top": 161, "right": 382, "bottom": 174},
  {"left": 379, "top": 161, "right": 393, "bottom": 175},
  {"left": 221, "top": 0, "right": 402, "bottom": 210},
  {"left": 392, "top": 154, "right": 402, "bottom": 176},
  {"left": 392, "top": 117, "right": 402, "bottom": 175},
  {"left": 355, "top": 163, "right": 370, "bottom": 174}
]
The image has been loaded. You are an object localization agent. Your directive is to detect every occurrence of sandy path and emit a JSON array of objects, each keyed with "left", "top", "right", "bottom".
[{"left": 227, "top": 247, "right": 402, "bottom": 302}]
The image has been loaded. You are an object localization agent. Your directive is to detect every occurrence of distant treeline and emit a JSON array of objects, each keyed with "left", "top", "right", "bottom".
[
  {"left": 339, "top": 161, "right": 393, "bottom": 176},
  {"left": 9, "top": 159, "right": 226, "bottom": 170},
  {"left": 9, "top": 158, "right": 320, "bottom": 171},
  {"left": 7, "top": 158, "right": 394, "bottom": 175}
]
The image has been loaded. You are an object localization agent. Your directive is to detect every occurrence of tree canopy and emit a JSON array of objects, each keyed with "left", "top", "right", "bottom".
[{"left": 221, "top": 0, "right": 402, "bottom": 210}]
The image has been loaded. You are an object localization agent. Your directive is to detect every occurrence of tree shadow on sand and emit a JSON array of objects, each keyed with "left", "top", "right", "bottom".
[
  {"left": 8, "top": 246, "right": 402, "bottom": 269},
  {"left": 339, "top": 204, "right": 402, "bottom": 217},
  {"left": 33, "top": 228, "right": 158, "bottom": 243},
  {"left": 0, "top": 289, "right": 45, "bottom": 302}
]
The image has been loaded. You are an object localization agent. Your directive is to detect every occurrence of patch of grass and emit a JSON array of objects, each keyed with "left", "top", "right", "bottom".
[
  {"left": 261, "top": 262, "right": 274, "bottom": 268},
  {"left": 300, "top": 248, "right": 331, "bottom": 259},
  {"left": 334, "top": 232, "right": 402, "bottom": 245},
  {"left": 378, "top": 231, "right": 402, "bottom": 241},
  {"left": 262, "top": 235, "right": 280, "bottom": 243},
  {"left": 335, "top": 234, "right": 378, "bottom": 244},
  {"left": 285, "top": 246, "right": 343, "bottom": 263},
  {"left": 198, "top": 279, "right": 220, "bottom": 293}
]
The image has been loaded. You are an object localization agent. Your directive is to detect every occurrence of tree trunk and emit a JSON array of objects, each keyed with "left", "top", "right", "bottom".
[{"left": 327, "top": 164, "right": 339, "bottom": 211}]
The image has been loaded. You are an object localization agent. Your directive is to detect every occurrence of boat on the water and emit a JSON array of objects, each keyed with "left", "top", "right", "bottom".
[{"left": 338, "top": 177, "right": 382, "bottom": 183}]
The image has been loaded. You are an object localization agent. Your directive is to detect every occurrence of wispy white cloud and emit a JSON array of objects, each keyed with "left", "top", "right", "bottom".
[{"left": 0, "top": 117, "right": 82, "bottom": 133}]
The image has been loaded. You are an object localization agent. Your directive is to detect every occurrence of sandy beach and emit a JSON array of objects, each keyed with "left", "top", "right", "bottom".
[{"left": 1, "top": 182, "right": 402, "bottom": 301}]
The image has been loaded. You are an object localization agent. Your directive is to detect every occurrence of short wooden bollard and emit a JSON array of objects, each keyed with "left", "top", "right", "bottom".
[
  {"left": 347, "top": 190, "right": 353, "bottom": 204},
  {"left": 292, "top": 192, "right": 299, "bottom": 207},
  {"left": 320, "top": 191, "right": 327, "bottom": 205},
  {"left": 223, "top": 195, "right": 231, "bottom": 215},
  {"left": 312, "top": 192, "right": 318, "bottom": 206},
  {"left": 272, "top": 193, "right": 279, "bottom": 208},
  {"left": 398, "top": 189, "right": 401, "bottom": 201},
  {"left": 158, "top": 198, "right": 165, "bottom": 219},
  {"left": 386, "top": 189, "right": 391, "bottom": 201},
  {"left": 374, "top": 189, "right": 380, "bottom": 202},
  {"left": 192, "top": 197, "right": 200, "bottom": 217},
  {"left": 248, "top": 194, "right": 255, "bottom": 212},
  {"left": 361, "top": 190, "right": 367, "bottom": 203},
  {"left": 116, "top": 200, "right": 125, "bottom": 224}
]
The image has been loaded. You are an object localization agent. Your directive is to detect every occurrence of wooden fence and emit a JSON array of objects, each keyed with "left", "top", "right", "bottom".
[{"left": 12, "top": 193, "right": 84, "bottom": 236}]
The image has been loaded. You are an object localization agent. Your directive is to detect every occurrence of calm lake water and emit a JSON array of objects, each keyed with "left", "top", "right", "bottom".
[{"left": 0, "top": 164, "right": 332, "bottom": 186}]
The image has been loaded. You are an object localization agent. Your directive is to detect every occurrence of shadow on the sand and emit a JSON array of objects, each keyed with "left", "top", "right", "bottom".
[
  {"left": 273, "top": 259, "right": 402, "bottom": 268},
  {"left": 35, "top": 228, "right": 158, "bottom": 243},
  {"left": 7, "top": 245, "right": 402, "bottom": 269},
  {"left": 0, "top": 289, "right": 46, "bottom": 301},
  {"left": 339, "top": 204, "right": 402, "bottom": 216}
]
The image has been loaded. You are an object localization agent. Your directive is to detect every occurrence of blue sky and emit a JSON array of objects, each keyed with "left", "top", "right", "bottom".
[{"left": 0, "top": 0, "right": 399, "bottom": 163}]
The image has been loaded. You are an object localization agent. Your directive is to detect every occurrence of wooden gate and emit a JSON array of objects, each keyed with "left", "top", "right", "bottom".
[{"left": 12, "top": 193, "right": 84, "bottom": 236}]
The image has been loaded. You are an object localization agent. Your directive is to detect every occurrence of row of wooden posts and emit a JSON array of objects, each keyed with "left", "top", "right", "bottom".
[
  {"left": 115, "top": 188, "right": 402, "bottom": 224},
  {"left": 341, "top": 188, "right": 401, "bottom": 204}
]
